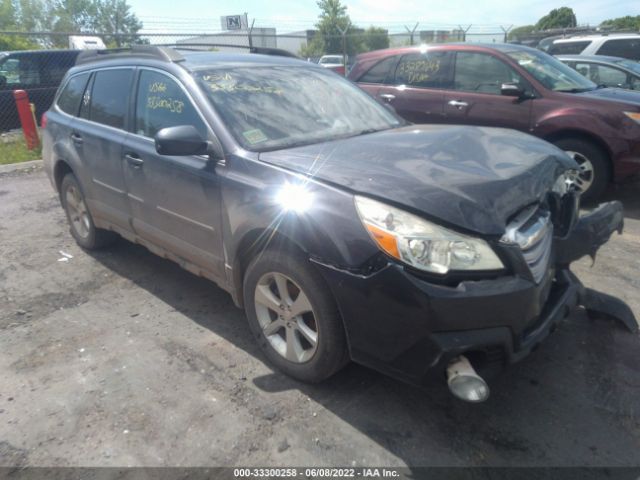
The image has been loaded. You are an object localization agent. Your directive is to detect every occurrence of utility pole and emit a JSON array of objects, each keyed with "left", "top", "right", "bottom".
[
  {"left": 458, "top": 24, "right": 472, "bottom": 42},
  {"left": 404, "top": 22, "right": 419, "bottom": 46},
  {"left": 337, "top": 24, "right": 348, "bottom": 77},
  {"left": 245, "top": 13, "right": 256, "bottom": 48},
  {"left": 500, "top": 24, "right": 513, "bottom": 43}
]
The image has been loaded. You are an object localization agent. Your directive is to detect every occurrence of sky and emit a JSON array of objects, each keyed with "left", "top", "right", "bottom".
[{"left": 128, "top": 0, "right": 640, "bottom": 34}]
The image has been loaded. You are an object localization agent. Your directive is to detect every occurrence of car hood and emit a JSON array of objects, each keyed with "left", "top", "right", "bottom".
[
  {"left": 577, "top": 87, "right": 640, "bottom": 107},
  {"left": 259, "top": 125, "right": 576, "bottom": 236}
]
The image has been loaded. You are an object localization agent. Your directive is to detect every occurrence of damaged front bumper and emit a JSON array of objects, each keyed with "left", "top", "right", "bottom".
[{"left": 313, "top": 200, "right": 636, "bottom": 386}]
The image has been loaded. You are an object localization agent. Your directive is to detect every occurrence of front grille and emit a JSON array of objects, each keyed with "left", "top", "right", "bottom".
[{"left": 502, "top": 205, "right": 553, "bottom": 283}]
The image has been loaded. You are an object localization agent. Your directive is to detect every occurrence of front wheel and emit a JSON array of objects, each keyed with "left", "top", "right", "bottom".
[
  {"left": 243, "top": 248, "right": 348, "bottom": 383},
  {"left": 553, "top": 138, "right": 610, "bottom": 203}
]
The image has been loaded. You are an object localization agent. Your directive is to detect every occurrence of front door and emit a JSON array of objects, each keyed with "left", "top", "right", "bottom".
[
  {"left": 443, "top": 51, "right": 533, "bottom": 132},
  {"left": 122, "top": 68, "right": 225, "bottom": 280}
]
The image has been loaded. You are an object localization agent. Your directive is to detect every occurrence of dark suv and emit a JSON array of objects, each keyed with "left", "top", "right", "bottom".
[
  {"left": 349, "top": 44, "right": 640, "bottom": 201},
  {"left": 0, "top": 49, "right": 79, "bottom": 130},
  {"left": 42, "top": 46, "right": 635, "bottom": 402}
]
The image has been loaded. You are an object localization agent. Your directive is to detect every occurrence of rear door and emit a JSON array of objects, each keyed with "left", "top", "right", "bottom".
[
  {"left": 70, "top": 68, "right": 134, "bottom": 230},
  {"left": 442, "top": 51, "right": 533, "bottom": 131},
  {"left": 121, "top": 68, "right": 225, "bottom": 280},
  {"left": 376, "top": 50, "right": 453, "bottom": 124}
]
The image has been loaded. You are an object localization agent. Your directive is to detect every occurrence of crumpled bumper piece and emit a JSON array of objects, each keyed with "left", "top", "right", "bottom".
[
  {"left": 580, "top": 287, "right": 639, "bottom": 333},
  {"left": 555, "top": 201, "right": 624, "bottom": 265}
]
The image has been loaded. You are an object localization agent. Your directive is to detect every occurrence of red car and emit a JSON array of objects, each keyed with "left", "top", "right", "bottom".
[{"left": 349, "top": 44, "right": 640, "bottom": 200}]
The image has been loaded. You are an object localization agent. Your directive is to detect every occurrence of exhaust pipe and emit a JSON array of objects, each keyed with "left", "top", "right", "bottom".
[{"left": 446, "top": 355, "right": 490, "bottom": 403}]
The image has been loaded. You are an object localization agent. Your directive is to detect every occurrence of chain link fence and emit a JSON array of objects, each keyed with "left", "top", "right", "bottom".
[{"left": 0, "top": 26, "right": 635, "bottom": 163}]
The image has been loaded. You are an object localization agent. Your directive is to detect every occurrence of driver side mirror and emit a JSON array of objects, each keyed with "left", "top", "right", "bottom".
[
  {"left": 155, "top": 125, "right": 209, "bottom": 156},
  {"left": 501, "top": 82, "right": 525, "bottom": 98}
]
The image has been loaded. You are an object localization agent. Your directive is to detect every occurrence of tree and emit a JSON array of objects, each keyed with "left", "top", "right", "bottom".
[
  {"left": 303, "top": 0, "right": 365, "bottom": 56},
  {"left": 0, "top": 0, "right": 17, "bottom": 28},
  {"left": 0, "top": 0, "right": 43, "bottom": 49},
  {"left": 361, "top": 26, "right": 388, "bottom": 52},
  {"left": 4, "top": 0, "right": 142, "bottom": 48},
  {"left": 508, "top": 25, "right": 535, "bottom": 41},
  {"left": 535, "top": 7, "right": 577, "bottom": 30},
  {"left": 93, "top": 0, "right": 142, "bottom": 46},
  {"left": 600, "top": 15, "right": 640, "bottom": 31}
]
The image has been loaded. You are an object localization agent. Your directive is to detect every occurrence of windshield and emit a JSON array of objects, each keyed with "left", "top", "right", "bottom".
[
  {"left": 196, "top": 66, "right": 400, "bottom": 152},
  {"left": 507, "top": 49, "right": 597, "bottom": 92},
  {"left": 320, "top": 56, "right": 342, "bottom": 64},
  {"left": 614, "top": 58, "right": 640, "bottom": 75}
]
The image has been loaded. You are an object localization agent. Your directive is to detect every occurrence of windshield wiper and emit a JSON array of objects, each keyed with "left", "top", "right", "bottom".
[{"left": 556, "top": 87, "right": 596, "bottom": 93}]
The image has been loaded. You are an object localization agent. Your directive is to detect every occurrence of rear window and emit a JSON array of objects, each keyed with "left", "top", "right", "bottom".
[
  {"left": 597, "top": 38, "right": 640, "bottom": 61},
  {"left": 548, "top": 41, "right": 591, "bottom": 55},
  {"left": 86, "top": 69, "right": 133, "bottom": 129},
  {"left": 57, "top": 73, "right": 90, "bottom": 116}
]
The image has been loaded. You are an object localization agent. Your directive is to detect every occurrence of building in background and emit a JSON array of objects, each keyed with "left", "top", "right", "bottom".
[
  {"left": 277, "top": 30, "right": 316, "bottom": 55},
  {"left": 176, "top": 27, "right": 277, "bottom": 52}
]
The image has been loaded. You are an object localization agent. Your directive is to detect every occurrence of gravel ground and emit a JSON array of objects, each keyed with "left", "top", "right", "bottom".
[{"left": 0, "top": 167, "right": 639, "bottom": 468}]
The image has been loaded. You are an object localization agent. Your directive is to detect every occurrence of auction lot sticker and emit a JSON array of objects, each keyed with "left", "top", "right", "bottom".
[{"left": 242, "top": 129, "right": 268, "bottom": 145}]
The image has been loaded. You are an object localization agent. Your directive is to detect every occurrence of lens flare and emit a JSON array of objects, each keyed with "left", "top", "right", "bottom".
[{"left": 275, "top": 183, "right": 313, "bottom": 213}]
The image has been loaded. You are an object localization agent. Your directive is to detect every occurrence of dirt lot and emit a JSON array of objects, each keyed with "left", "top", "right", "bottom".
[{"left": 0, "top": 167, "right": 639, "bottom": 468}]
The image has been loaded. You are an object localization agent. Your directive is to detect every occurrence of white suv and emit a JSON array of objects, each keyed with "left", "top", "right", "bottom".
[{"left": 547, "top": 34, "right": 640, "bottom": 61}]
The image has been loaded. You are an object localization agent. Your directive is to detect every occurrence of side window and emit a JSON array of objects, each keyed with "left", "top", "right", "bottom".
[
  {"left": 8, "top": 55, "right": 41, "bottom": 86},
  {"left": 597, "top": 39, "right": 640, "bottom": 61},
  {"left": 548, "top": 41, "right": 591, "bottom": 55},
  {"left": 573, "top": 62, "right": 592, "bottom": 80},
  {"left": 0, "top": 57, "right": 20, "bottom": 86},
  {"left": 454, "top": 52, "right": 523, "bottom": 94},
  {"left": 393, "top": 52, "right": 454, "bottom": 89},
  {"left": 78, "top": 74, "right": 92, "bottom": 120},
  {"left": 135, "top": 70, "right": 207, "bottom": 139},
  {"left": 358, "top": 56, "right": 397, "bottom": 84},
  {"left": 44, "top": 53, "right": 78, "bottom": 85},
  {"left": 84, "top": 69, "right": 133, "bottom": 129},
  {"left": 593, "top": 64, "right": 628, "bottom": 87},
  {"left": 57, "top": 73, "right": 90, "bottom": 116}
]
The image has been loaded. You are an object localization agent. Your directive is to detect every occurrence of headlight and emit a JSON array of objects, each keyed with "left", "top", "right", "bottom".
[
  {"left": 623, "top": 111, "right": 640, "bottom": 124},
  {"left": 354, "top": 196, "right": 504, "bottom": 274}
]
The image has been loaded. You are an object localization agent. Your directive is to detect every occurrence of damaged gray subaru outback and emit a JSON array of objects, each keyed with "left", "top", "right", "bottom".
[{"left": 42, "top": 46, "right": 636, "bottom": 402}]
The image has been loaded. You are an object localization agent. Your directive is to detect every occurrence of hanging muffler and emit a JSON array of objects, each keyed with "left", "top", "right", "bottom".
[{"left": 446, "top": 355, "right": 490, "bottom": 403}]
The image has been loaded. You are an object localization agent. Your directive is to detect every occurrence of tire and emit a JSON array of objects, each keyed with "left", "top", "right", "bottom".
[
  {"left": 553, "top": 138, "right": 610, "bottom": 203},
  {"left": 243, "top": 248, "right": 349, "bottom": 383},
  {"left": 60, "top": 173, "right": 116, "bottom": 250}
]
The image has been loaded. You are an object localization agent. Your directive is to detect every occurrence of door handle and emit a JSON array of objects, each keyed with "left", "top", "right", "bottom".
[
  {"left": 124, "top": 154, "right": 144, "bottom": 168},
  {"left": 379, "top": 93, "right": 396, "bottom": 102},
  {"left": 70, "top": 133, "right": 83, "bottom": 145},
  {"left": 448, "top": 100, "right": 469, "bottom": 109}
]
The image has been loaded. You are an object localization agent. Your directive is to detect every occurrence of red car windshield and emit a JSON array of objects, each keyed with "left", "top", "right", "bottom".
[{"left": 507, "top": 49, "right": 597, "bottom": 92}]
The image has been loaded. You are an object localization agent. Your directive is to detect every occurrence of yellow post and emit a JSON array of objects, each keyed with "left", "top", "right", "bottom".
[{"left": 29, "top": 103, "right": 40, "bottom": 146}]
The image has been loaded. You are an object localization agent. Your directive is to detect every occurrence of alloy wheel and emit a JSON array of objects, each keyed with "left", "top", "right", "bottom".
[
  {"left": 65, "top": 184, "right": 90, "bottom": 239},
  {"left": 254, "top": 272, "right": 318, "bottom": 363},
  {"left": 564, "top": 150, "right": 594, "bottom": 194}
]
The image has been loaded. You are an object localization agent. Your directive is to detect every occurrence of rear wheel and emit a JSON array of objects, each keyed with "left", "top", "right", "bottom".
[
  {"left": 553, "top": 138, "right": 610, "bottom": 202},
  {"left": 60, "top": 174, "right": 116, "bottom": 249},
  {"left": 243, "top": 248, "right": 348, "bottom": 383}
]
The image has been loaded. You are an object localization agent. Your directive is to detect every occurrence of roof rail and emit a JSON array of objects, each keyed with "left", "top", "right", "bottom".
[
  {"left": 155, "top": 43, "right": 300, "bottom": 59},
  {"left": 76, "top": 45, "right": 185, "bottom": 65}
]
